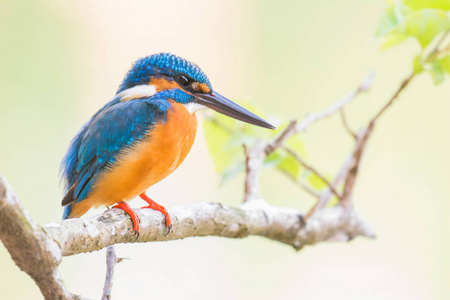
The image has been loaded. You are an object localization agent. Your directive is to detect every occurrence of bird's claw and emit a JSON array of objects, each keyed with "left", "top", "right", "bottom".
[
  {"left": 133, "top": 230, "right": 140, "bottom": 241},
  {"left": 164, "top": 223, "right": 172, "bottom": 236}
]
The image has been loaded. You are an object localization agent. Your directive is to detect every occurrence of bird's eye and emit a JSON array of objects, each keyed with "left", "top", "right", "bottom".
[{"left": 178, "top": 75, "right": 191, "bottom": 87}]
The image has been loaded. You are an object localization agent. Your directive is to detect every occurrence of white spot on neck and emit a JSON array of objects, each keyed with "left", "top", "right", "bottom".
[
  {"left": 117, "top": 85, "right": 157, "bottom": 101},
  {"left": 184, "top": 102, "right": 207, "bottom": 114},
  {"left": 117, "top": 85, "right": 207, "bottom": 114}
]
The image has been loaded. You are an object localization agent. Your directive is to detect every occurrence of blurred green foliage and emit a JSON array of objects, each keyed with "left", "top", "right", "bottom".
[
  {"left": 204, "top": 0, "right": 450, "bottom": 200},
  {"left": 376, "top": 0, "right": 450, "bottom": 83},
  {"left": 203, "top": 101, "right": 329, "bottom": 196}
]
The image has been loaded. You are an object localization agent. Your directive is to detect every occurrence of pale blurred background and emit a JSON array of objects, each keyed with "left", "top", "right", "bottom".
[{"left": 1, "top": 0, "right": 449, "bottom": 299}]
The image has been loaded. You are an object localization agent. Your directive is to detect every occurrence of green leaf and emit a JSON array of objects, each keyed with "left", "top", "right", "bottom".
[
  {"left": 380, "top": 34, "right": 410, "bottom": 50},
  {"left": 392, "top": 9, "right": 450, "bottom": 48},
  {"left": 327, "top": 196, "right": 340, "bottom": 207},
  {"left": 264, "top": 148, "right": 302, "bottom": 181},
  {"left": 376, "top": 2, "right": 412, "bottom": 37},
  {"left": 264, "top": 150, "right": 286, "bottom": 168},
  {"left": 376, "top": 1, "right": 450, "bottom": 50},
  {"left": 429, "top": 59, "right": 446, "bottom": 84},
  {"left": 203, "top": 116, "right": 242, "bottom": 174},
  {"left": 307, "top": 172, "right": 328, "bottom": 191},
  {"left": 404, "top": 0, "right": 450, "bottom": 11},
  {"left": 413, "top": 54, "right": 425, "bottom": 73},
  {"left": 276, "top": 152, "right": 302, "bottom": 181},
  {"left": 203, "top": 100, "right": 280, "bottom": 183},
  {"left": 285, "top": 135, "right": 306, "bottom": 157},
  {"left": 268, "top": 133, "right": 306, "bottom": 181},
  {"left": 203, "top": 101, "right": 311, "bottom": 187},
  {"left": 220, "top": 161, "right": 245, "bottom": 185},
  {"left": 439, "top": 55, "right": 450, "bottom": 72}
]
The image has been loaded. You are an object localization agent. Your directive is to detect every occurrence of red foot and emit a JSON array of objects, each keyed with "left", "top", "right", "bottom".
[
  {"left": 139, "top": 193, "right": 172, "bottom": 234},
  {"left": 113, "top": 201, "right": 140, "bottom": 234}
]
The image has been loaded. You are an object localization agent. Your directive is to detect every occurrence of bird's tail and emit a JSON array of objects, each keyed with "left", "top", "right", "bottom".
[
  {"left": 61, "top": 185, "right": 75, "bottom": 219},
  {"left": 62, "top": 204, "right": 73, "bottom": 220}
]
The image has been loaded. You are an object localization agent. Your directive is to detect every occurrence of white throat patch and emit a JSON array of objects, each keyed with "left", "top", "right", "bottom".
[
  {"left": 117, "top": 85, "right": 157, "bottom": 101},
  {"left": 184, "top": 102, "right": 207, "bottom": 114},
  {"left": 117, "top": 85, "right": 207, "bottom": 114}
]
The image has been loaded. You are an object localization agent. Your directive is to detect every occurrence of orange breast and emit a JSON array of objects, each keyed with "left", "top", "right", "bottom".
[{"left": 69, "top": 101, "right": 198, "bottom": 218}]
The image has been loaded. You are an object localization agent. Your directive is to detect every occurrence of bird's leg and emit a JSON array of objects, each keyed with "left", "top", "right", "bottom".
[
  {"left": 113, "top": 201, "right": 140, "bottom": 235},
  {"left": 139, "top": 192, "right": 172, "bottom": 234}
]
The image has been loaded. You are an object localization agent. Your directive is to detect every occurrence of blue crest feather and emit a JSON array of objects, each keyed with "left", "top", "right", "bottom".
[{"left": 117, "top": 53, "right": 212, "bottom": 93}]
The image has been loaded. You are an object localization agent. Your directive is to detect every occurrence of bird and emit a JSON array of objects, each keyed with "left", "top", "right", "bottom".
[{"left": 60, "top": 53, "right": 275, "bottom": 234}]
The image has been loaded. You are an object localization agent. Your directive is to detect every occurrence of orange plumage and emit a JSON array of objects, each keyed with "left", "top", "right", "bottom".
[{"left": 69, "top": 101, "right": 197, "bottom": 218}]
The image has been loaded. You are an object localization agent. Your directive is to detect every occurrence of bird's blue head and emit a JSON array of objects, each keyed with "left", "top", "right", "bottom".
[
  {"left": 116, "top": 53, "right": 274, "bottom": 129},
  {"left": 117, "top": 53, "right": 212, "bottom": 97}
]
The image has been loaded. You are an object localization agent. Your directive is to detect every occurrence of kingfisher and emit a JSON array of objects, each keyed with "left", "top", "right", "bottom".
[{"left": 60, "top": 53, "right": 274, "bottom": 234}]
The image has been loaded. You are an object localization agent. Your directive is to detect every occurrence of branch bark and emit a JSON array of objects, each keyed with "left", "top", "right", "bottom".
[
  {"left": 0, "top": 171, "right": 374, "bottom": 265},
  {"left": 102, "top": 245, "right": 119, "bottom": 300},
  {"left": 0, "top": 174, "right": 79, "bottom": 300},
  {"left": 43, "top": 201, "right": 374, "bottom": 255}
]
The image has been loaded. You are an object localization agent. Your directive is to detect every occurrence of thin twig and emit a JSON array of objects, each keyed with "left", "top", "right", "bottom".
[
  {"left": 307, "top": 153, "right": 354, "bottom": 217},
  {"left": 102, "top": 245, "right": 119, "bottom": 300},
  {"left": 338, "top": 33, "right": 450, "bottom": 204},
  {"left": 369, "top": 72, "right": 415, "bottom": 125},
  {"left": 243, "top": 144, "right": 251, "bottom": 201},
  {"left": 265, "top": 120, "right": 297, "bottom": 155},
  {"left": 265, "top": 71, "right": 375, "bottom": 155},
  {"left": 278, "top": 168, "right": 320, "bottom": 199},
  {"left": 340, "top": 108, "right": 357, "bottom": 139},
  {"left": 425, "top": 30, "right": 450, "bottom": 62},
  {"left": 296, "top": 180, "right": 321, "bottom": 199},
  {"left": 338, "top": 34, "right": 450, "bottom": 205},
  {"left": 370, "top": 31, "right": 450, "bottom": 128},
  {"left": 296, "top": 70, "right": 375, "bottom": 134},
  {"left": 339, "top": 72, "right": 411, "bottom": 204},
  {"left": 282, "top": 147, "right": 342, "bottom": 200},
  {"left": 341, "top": 127, "right": 372, "bottom": 204}
]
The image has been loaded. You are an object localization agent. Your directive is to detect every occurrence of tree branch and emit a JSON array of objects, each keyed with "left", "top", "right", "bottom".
[
  {"left": 0, "top": 174, "right": 79, "bottom": 300},
  {"left": 244, "top": 141, "right": 267, "bottom": 202},
  {"left": 340, "top": 69, "right": 418, "bottom": 204},
  {"left": 296, "top": 179, "right": 321, "bottom": 199},
  {"left": 41, "top": 202, "right": 374, "bottom": 255},
  {"left": 282, "top": 146, "right": 342, "bottom": 200},
  {"left": 0, "top": 173, "right": 373, "bottom": 298},
  {"left": 296, "top": 70, "right": 375, "bottom": 135},
  {"left": 102, "top": 245, "right": 119, "bottom": 300},
  {"left": 340, "top": 108, "right": 357, "bottom": 139},
  {"left": 369, "top": 72, "right": 415, "bottom": 126},
  {"left": 266, "top": 70, "right": 375, "bottom": 153}
]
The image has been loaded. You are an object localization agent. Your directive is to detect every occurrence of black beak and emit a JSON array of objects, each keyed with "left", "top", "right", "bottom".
[{"left": 194, "top": 91, "right": 276, "bottom": 130}]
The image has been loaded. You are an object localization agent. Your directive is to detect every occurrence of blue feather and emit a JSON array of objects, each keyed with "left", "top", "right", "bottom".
[
  {"left": 63, "top": 205, "right": 72, "bottom": 219},
  {"left": 60, "top": 96, "right": 172, "bottom": 217},
  {"left": 117, "top": 53, "right": 212, "bottom": 93}
]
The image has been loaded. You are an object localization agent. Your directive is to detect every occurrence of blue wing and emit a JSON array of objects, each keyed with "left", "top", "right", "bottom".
[{"left": 60, "top": 97, "right": 171, "bottom": 218}]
